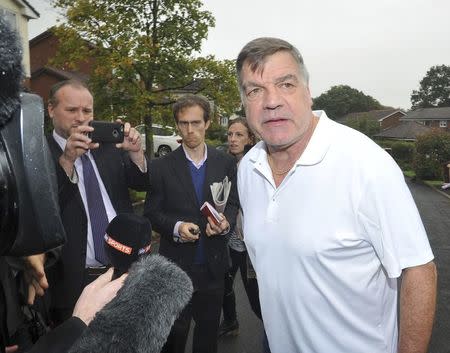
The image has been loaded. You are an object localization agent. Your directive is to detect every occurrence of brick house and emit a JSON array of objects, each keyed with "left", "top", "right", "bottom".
[
  {"left": 373, "top": 121, "right": 432, "bottom": 141},
  {"left": 337, "top": 109, "right": 406, "bottom": 131},
  {"left": 401, "top": 107, "right": 450, "bottom": 132},
  {"left": 29, "top": 29, "right": 93, "bottom": 104}
]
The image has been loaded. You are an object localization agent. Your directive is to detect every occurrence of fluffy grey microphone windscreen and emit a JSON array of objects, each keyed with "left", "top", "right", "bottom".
[
  {"left": 69, "top": 254, "right": 193, "bottom": 353},
  {"left": 0, "top": 16, "right": 23, "bottom": 126}
]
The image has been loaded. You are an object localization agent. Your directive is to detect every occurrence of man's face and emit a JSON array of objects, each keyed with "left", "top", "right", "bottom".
[
  {"left": 48, "top": 85, "right": 94, "bottom": 139},
  {"left": 240, "top": 51, "right": 313, "bottom": 150},
  {"left": 176, "top": 105, "right": 210, "bottom": 149}
]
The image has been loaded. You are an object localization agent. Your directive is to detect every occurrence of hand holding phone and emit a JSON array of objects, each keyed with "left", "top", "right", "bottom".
[{"left": 88, "top": 121, "right": 124, "bottom": 143}]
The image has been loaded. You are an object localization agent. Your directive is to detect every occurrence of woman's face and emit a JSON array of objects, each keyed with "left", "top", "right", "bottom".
[{"left": 227, "top": 122, "right": 252, "bottom": 156}]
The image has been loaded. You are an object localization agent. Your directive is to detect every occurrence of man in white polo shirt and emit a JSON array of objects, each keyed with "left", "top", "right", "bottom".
[{"left": 236, "top": 37, "right": 437, "bottom": 353}]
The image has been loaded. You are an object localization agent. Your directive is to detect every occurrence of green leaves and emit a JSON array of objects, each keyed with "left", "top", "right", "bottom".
[
  {"left": 411, "top": 65, "right": 450, "bottom": 109},
  {"left": 313, "top": 85, "right": 383, "bottom": 119},
  {"left": 414, "top": 130, "right": 450, "bottom": 180},
  {"left": 51, "top": 0, "right": 240, "bottom": 156}
]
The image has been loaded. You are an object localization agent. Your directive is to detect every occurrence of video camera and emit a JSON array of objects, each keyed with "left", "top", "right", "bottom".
[{"left": 0, "top": 16, "right": 66, "bottom": 257}]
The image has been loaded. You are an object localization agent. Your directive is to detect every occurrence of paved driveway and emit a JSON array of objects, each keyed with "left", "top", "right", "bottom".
[{"left": 407, "top": 180, "right": 450, "bottom": 353}]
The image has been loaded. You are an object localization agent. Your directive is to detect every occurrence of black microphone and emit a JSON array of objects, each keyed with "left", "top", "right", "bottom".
[
  {"left": 69, "top": 254, "right": 193, "bottom": 353},
  {"left": 0, "top": 16, "right": 23, "bottom": 127},
  {"left": 103, "top": 214, "right": 152, "bottom": 280}
]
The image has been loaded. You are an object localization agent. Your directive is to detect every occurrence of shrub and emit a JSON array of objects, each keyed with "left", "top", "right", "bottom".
[
  {"left": 414, "top": 130, "right": 450, "bottom": 180},
  {"left": 345, "top": 117, "right": 380, "bottom": 139},
  {"left": 391, "top": 141, "right": 415, "bottom": 169}
]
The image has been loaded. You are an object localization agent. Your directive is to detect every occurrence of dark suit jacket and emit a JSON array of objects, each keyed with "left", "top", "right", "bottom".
[
  {"left": 46, "top": 135, "right": 149, "bottom": 309},
  {"left": 144, "top": 146, "right": 239, "bottom": 283},
  {"left": 28, "top": 316, "right": 86, "bottom": 353}
]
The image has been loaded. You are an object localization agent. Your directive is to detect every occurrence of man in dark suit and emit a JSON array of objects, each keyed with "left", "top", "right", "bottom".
[
  {"left": 45, "top": 80, "right": 149, "bottom": 326},
  {"left": 144, "top": 94, "right": 239, "bottom": 353}
]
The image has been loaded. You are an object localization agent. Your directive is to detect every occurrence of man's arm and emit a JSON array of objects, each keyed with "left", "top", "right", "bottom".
[
  {"left": 28, "top": 268, "right": 125, "bottom": 353},
  {"left": 144, "top": 159, "right": 177, "bottom": 238},
  {"left": 398, "top": 261, "right": 437, "bottom": 353}
]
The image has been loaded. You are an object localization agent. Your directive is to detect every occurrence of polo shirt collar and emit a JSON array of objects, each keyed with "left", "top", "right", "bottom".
[{"left": 297, "top": 110, "right": 333, "bottom": 166}]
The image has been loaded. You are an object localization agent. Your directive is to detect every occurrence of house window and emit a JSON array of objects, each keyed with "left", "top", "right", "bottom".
[
  {"left": 0, "top": 8, "right": 17, "bottom": 30},
  {"left": 440, "top": 120, "right": 447, "bottom": 128}
]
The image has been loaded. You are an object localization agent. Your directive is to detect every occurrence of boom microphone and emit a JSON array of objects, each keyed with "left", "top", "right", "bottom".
[
  {"left": 0, "top": 16, "right": 23, "bottom": 126},
  {"left": 69, "top": 254, "right": 193, "bottom": 353},
  {"left": 104, "top": 213, "right": 152, "bottom": 279}
]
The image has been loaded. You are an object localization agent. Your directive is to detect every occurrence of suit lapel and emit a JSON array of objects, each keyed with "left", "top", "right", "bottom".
[
  {"left": 170, "top": 147, "right": 200, "bottom": 208},
  {"left": 203, "top": 146, "right": 216, "bottom": 203}
]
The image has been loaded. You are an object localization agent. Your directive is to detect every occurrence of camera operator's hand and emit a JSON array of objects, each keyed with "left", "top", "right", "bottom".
[
  {"left": 59, "top": 124, "right": 99, "bottom": 178},
  {"left": 115, "top": 120, "right": 145, "bottom": 170},
  {"left": 72, "top": 267, "right": 126, "bottom": 325},
  {"left": 5, "top": 345, "right": 18, "bottom": 353},
  {"left": 23, "top": 253, "right": 48, "bottom": 305}
]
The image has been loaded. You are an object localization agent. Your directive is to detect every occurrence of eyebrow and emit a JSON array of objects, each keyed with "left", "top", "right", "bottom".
[
  {"left": 243, "top": 74, "right": 300, "bottom": 91},
  {"left": 274, "top": 74, "right": 299, "bottom": 84},
  {"left": 178, "top": 119, "right": 202, "bottom": 123}
]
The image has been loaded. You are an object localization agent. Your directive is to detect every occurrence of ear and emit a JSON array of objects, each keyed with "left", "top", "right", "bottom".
[
  {"left": 205, "top": 120, "right": 211, "bottom": 130},
  {"left": 47, "top": 104, "right": 54, "bottom": 119},
  {"left": 305, "top": 85, "right": 313, "bottom": 107}
]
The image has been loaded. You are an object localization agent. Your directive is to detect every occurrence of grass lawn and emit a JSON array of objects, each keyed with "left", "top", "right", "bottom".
[
  {"left": 423, "top": 180, "right": 445, "bottom": 188},
  {"left": 403, "top": 170, "right": 445, "bottom": 188}
]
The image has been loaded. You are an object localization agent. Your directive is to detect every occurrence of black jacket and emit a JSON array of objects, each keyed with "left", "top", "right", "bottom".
[
  {"left": 46, "top": 135, "right": 149, "bottom": 309},
  {"left": 144, "top": 146, "right": 239, "bottom": 282}
]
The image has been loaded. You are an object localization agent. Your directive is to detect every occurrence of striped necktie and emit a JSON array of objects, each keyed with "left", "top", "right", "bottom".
[{"left": 80, "top": 153, "right": 110, "bottom": 265}]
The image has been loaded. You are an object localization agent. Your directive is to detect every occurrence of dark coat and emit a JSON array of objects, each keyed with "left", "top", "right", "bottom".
[
  {"left": 46, "top": 135, "right": 149, "bottom": 309},
  {"left": 144, "top": 146, "right": 239, "bottom": 281}
]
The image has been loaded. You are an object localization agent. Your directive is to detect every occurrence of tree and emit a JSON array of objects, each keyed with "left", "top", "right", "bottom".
[
  {"left": 411, "top": 65, "right": 450, "bottom": 109},
  {"left": 312, "top": 85, "right": 383, "bottom": 119},
  {"left": 51, "top": 0, "right": 241, "bottom": 156}
]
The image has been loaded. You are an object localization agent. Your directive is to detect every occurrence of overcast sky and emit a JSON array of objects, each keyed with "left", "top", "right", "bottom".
[{"left": 28, "top": 0, "right": 450, "bottom": 111}]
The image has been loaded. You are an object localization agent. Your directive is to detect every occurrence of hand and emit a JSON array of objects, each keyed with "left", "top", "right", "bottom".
[
  {"left": 59, "top": 124, "right": 98, "bottom": 176},
  {"left": 72, "top": 268, "right": 126, "bottom": 325},
  {"left": 178, "top": 222, "right": 200, "bottom": 242},
  {"left": 23, "top": 253, "right": 48, "bottom": 305},
  {"left": 5, "top": 345, "right": 18, "bottom": 353},
  {"left": 115, "top": 121, "right": 145, "bottom": 169},
  {"left": 205, "top": 213, "right": 230, "bottom": 237}
]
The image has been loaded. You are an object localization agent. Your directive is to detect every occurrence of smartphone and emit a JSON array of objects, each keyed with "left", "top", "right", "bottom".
[{"left": 88, "top": 121, "right": 124, "bottom": 143}]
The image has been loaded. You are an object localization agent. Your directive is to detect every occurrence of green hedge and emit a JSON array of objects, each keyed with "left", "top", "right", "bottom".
[
  {"left": 414, "top": 130, "right": 450, "bottom": 180},
  {"left": 377, "top": 140, "right": 415, "bottom": 170}
]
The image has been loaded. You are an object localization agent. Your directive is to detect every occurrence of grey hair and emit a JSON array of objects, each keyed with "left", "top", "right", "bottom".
[{"left": 236, "top": 37, "right": 309, "bottom": 94}]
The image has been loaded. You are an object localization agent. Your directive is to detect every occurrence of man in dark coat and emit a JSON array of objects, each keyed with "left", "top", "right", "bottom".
[
  {"left": 46, "top": 80, "right": 149, "bottom": 325},
  {"left": 144, "top": 94, "right": 239, "bottom": 353}
]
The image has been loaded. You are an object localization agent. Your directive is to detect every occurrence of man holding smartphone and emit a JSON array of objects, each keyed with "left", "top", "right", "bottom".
[{"left": 45, "top": 79, "right": 149, "bottom": 326}]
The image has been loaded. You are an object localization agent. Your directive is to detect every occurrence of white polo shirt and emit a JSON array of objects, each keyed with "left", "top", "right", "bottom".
[{"left": 237, "top": 111, "right": 433, "bottom": 353}]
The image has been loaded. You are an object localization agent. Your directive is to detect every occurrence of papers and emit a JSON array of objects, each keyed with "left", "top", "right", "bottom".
[{"left": 210, "top": 176, "right": 231, "bottom": 213}]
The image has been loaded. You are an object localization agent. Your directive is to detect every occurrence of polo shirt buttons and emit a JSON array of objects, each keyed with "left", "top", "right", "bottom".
[{"left": 267, "top": 196, "right": 278, "bottom": 222}]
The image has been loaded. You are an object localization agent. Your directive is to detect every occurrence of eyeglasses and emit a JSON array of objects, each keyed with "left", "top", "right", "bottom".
[{"left": 177, "top": 120, "right": 204, "bottom": 129}]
